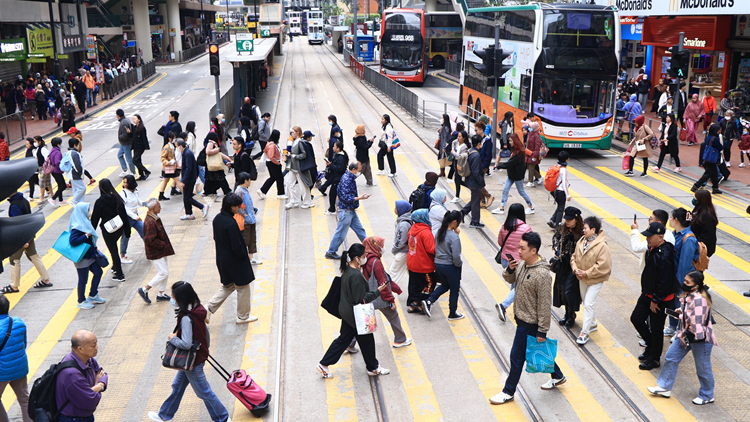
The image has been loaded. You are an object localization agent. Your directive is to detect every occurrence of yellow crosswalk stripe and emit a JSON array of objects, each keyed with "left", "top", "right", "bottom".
[{"left": 570, "top": 167, "right": 750, "bottom": 315}]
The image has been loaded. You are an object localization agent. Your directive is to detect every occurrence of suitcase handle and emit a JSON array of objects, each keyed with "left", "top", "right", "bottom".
[{"left": 206, "top": 354, "right": 231, "bottom": 382}]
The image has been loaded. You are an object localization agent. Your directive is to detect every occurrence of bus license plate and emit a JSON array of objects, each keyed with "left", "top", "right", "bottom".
[{"left": 563, "top": 143, "right": 582, "bottom": 149}]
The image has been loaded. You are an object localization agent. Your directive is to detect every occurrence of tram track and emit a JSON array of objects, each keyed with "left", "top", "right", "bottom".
[{"left": 312, "top": 44, "right": 653, "bottom": 422}]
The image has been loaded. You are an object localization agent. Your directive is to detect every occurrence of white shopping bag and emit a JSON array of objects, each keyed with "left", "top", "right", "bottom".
[{"left": 353, "top": 302, "right": 377, "bottom": 335}]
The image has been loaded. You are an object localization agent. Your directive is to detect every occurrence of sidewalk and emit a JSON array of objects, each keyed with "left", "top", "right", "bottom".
[{"left": 9, "top": 72, "right": 160, "bottom": 154}]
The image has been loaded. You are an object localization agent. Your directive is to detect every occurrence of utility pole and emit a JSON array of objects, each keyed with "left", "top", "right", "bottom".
[
  {"left": 48, "top": 0, "right": 61, "bottom": 79},
  {"left": 353, "top": 0, "right": 359, "bottom": 59},
  {"left": 674, "top": 31, "right": 684, "bottom": 116},
  {"left": 490, "top": 24, "right": 500, "bottom": 157}
]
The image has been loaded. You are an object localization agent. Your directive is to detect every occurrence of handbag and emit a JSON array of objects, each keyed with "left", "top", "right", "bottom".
[
  {"left": 679, "top": 128, "right": 687, "bottom": 142},
  {"left": 378, "top": 140, "right": 387, "bottom": 150},
  {"left": 702, "top": 143, "right": 720, "bottom": 164},
  {"left": 525, "top": 336, "right": 558, "bottom": 374},
  {"left": 103, "top": 215, "right": 124, "bottom": 233},
  {"left": 622, "top": 150, "right": 631, "bottom": 170},
  {"left": 157, "top": 125, "right": 166, "bottom": 137},
  {"left": 197, "top": 148, "right": 207, "bottom": 167},
  {"left": 549, "top": 256, "right": 562, "bottom": 274},
  {"left": 320, "top": 276, "right": 342, "bottom": 319},
  {"left": 53, "top": 231, "right": 91, "bottom": 263},
  {"left": 206, "top": 151, "right": 223, "bottom": 171},
  {"left": 353, "top": 301, "right": 377, "bottom": 335},
  {"left": 524, "top": 148, "right": 533, "bottom": 156},
  {"left": 162, "top": 340, "right": 201, "bottom": 371},
  {"left": 94, "top": 250, "right": 109, "bottom": 268},
  {"left": 234, "top": 190, "right": 246, "bottom": 231},
  {"left": 636, "top": 141, "right": 646, "bottom": 152},
  {"left": 494, "top": 231, "right": 513, "bottom": 265},
  {"left": 164, "top": 165, "right": 176, "bottom": 175}
]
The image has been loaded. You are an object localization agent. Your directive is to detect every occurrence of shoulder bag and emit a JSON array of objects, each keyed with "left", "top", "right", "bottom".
[
  {"left": 94, "top": 249, "right": 110, "bottom": 268},
  {"left": 320, "top": 276, "right": 342, "bottom": 319},
  {"left": 353, "top": 300, "right": 377, "bottom": 335},
  {"left": 494, "top": 230, "right": 513, "bottom": 265},
  {"left": 233, "top": 189, "right": 246, "bottom": 231},
  {"left": 0, "top": 318, "right": 13, "bottom": 354},
  {"left": 365, "top": 259, "right": 389, "bottom": 309},
  {"left": 53, "top": 231, "right": 91, "bottom": 263},
  {"left": 162, "top": 317, "right": 201, "bottom": 371},
  {"left": 206, "top": 149, "right": 224, "bottom": 172},
  {"left": 103, "top": 215, "right": 124, "bottom": 233}
]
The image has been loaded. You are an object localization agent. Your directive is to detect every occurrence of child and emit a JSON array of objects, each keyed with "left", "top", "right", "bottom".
[{"left": 739, "top": 128, "right": 750, "bottom": 168}]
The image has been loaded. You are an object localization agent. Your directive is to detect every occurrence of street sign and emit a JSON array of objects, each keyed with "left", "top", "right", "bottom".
[
  {"left": 261, "top": 29, "right": 271, "bottom": 37},
  {"left": 169, "top": 28, "right": 176, "bottom": 37},
  {"left": 127, "top": 41, "right": 136, "bottom": 47},
  {"left": 157, "top": 25, "right": 164, "bottom": 34},
  {"left": 236, "top": 33, "right": 254, "bottom": 53}
]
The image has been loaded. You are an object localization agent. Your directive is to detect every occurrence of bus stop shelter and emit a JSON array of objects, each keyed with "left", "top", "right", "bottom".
[
  {"left": 226, "top": 37, "right": 278, "bottom": 122},
  {"left": 325, "top": 24, "right": 349, "bottom": 54}
]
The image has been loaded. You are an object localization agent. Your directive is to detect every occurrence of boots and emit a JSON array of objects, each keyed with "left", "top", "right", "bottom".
[
  {"left": 438, "top": 168, "right": 446, "bottom": 178},
  {"left": 158, "top": 192, "right": 170, "bottom": 201},
  {"left": 171, "top": 187, "right": 182, "bottom": 196}
]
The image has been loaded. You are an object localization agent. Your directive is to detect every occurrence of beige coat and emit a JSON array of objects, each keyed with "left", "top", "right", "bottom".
[
  {"left": 570, "top": 231, "right": 612, "bottom": 285},
  {"left": 628, "top": 125, "right": 653, "bottom": 158}
]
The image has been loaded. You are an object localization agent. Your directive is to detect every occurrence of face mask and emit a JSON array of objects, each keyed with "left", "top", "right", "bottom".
[
  {"left": 328, "top": 121, "right": 333, "bottom": 126},
  {"left": 358, "top": 257, "right": 367, "bottom": 266},
  {"left": 221, "top": 118, "right": 226, "bottom": 123},
  {"left": 692, "top": 198, "right": 698, "bottom": 207},
  {"left": 681, "top": 283, "right": 696, "bottom": 292}
]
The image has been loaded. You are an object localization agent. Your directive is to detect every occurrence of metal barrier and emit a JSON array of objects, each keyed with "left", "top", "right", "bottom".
[
  {"left": 445, "top": 59, "right": 461, "bottom": 78},
  {"left": 112, "top": 60, "right": 156, "bottom": 95},
  {"left": 614, "top": 113, "right": 667, "bottom": 143},
  {"left": 209, "top": 87, "right": 236, "bottom": 126},
  {"left": 214, "top": 34, "right": 229, "bottom": 45},
  {"left": 0, "top": 112, "right": 27, "bottom": 144},
  {"left": 358, "top": 63, "right": 421, "bottom": 121},
  {"left": 179, "top": 44, "right": 207, "bottom": 62}
]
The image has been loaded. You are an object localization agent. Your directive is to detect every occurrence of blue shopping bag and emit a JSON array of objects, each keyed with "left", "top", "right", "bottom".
[
  {"left": 52, "top": 230, "right": 91, "bottom": 263},
  {"left": 525, "top": 336, "right": 558, "bottom": 374}
]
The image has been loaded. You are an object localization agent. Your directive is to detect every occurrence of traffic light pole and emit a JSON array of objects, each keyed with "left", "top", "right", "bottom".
[
  {"left": 215, "top": 75, "right": 222, "bottom": 115},
  {"left": 490, "top": 24, "right": 500, "bottom": 158},
  {"left": 675, "top": 32, "right": 685, "bottom": 115}
]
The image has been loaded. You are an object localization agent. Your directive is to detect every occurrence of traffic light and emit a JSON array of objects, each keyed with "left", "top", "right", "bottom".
[
  {"left": 494, "top": 49, "right": 513, "bottom": 87},
  {"left": 0, "top": 158, "right": 45, "bottom": 263},
  {"left": 668, "top": 45, "right": 690, "bottom": 79},
  {"left": 209, "top": 43, "right": 220, "bottom": 76},
  {"left": 473, "top": 45, "right": 496, "bottom": 77}
]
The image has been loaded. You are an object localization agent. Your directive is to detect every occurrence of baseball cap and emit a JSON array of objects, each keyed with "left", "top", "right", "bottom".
[
  {"left": 66, "top": 127, "right": 79, "bottom": 135},
  {"left": 641, "top": 222, "right": 666, "bottom": 237},
  {"left": 303, "top": 130, "right": 315, "bottom": 138}
]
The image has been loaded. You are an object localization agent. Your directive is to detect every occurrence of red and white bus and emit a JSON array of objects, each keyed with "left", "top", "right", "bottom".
[{"left": 380, "top": 8, "right": 427, "bottom": 84}]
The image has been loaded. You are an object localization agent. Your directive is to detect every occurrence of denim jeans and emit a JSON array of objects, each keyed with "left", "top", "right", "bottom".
[
  {"left": 327, "top": 209, "right": 367, "bottom": 254},
  {"left": 71, "top": 179, "right": 86, "bottom": 205},
  {"left": 158, "top": 363, "right": 229, "bottom": 422},
  {"left": 500, "top": 178, "right": 533, "bottom": 208},
  {"left": 429, "top": 263, "right": 462, "bottom": 315},
  {"left": 500, "top": 259, "right": 516, "bottom": 308},
  {"left": 117, "top": 144, "right": 135, "bottom": 173},
  {"left": 119, "top": 217, "right": 144, "bottom": 255},
  {"left": 657, "top": 339, "right": 714, "bottom": 400},
  {"left": 503, "top": 324, "right": 563, "bottom": 396},
  {"left": 85, "top": 88, "right": 93, "bottom": 107},
  {"left": 199, "top": 166, "right": 206, "bottom": 184},
  {"left": 76, "top": 262, "right": 102, "bottom": 303}
]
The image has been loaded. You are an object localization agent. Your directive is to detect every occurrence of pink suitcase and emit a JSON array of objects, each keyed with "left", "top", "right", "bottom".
[{"left": 207, "top": 355, "right": 272, "bottom": 417}]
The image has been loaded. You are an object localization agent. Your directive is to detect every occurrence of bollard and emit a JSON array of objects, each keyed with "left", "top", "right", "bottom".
[
  {"left": 444, "top": 103, "right": 447, "bottom": 116},
  {"left": 422, "top": 99, "right": 425, "bottom": 126}
]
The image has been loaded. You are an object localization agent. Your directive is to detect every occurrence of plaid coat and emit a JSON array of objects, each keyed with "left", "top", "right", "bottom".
[{"left": 678, "top": 292, "right": 718, "bottom": 347}]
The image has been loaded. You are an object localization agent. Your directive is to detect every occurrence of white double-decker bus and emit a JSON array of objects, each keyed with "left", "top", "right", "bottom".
[{"left": 307, "top": 8, "right": 325, "bottom": 44}]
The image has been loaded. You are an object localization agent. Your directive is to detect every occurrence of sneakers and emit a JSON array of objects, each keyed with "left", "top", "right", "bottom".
[
  {"left": 624, "top": 170, "right": 634, "bottom": 176},
  {"left": 387, "top": 173, "right": 396, "bottom": 178},
  {"left": 147, "top": 412, "right": 172, "bottom": 422},
  {"left": 422, "top": 300, "right": 432, "bottom": 317},
  {"left": 740, "top": 163, "right": 746, "bottom": 168},
  {"left": 202, "top": 203, "right": 211, "bottom": 219},
  {"left": 540, "top": 376, "right": 567, "bottom": 390},
  {"left": 491, "top": 207, "right": 505, "bottom": 215},
  {"left": 87, "top": 179, "right": 97, "bottom": 186},
  {"left": 450, "top": 197, "right": 461, "bottom": 204},
  {"left": 469, "top": 222, "right": 485, "bottom": 228},
  {"left": 639, "top": 172, "right": 648, "bottom": 177},
  {"left": 639, "top": 339, "right": 647, "bottom": 347},
  {"left": 726, "top": 161, "right": 731, "bottom": 168},
  {"left": 156, "top": 293, "right": 171, "bottom": 302},
  {"left": 301, "top": 203, "right": 315, "bottom": 209},
  {"left": 393, "top": 338, "right": 413, "bottom": 348},
  {"left": 77, "top": 301, "right": 95, "bottom": 310},
  {"left": 674, "top": 167, "right": 682, "bottom": 172},
  {"left": 663, "top": 326, "right": 676, "bottom": 336},
  {"left": 346, "top": 345, "right": 359, "bottom": 354},
  {"left": 285, "top": 202, "right": 300, "bottom": 210},
  {"left": 251, "top": 258, "right": 263, "bottom": 265},
  {"left": 257, "top": 189, "right": 266, "bottom": 199},
  {"left": 489, "top": 392, "right": 514, "bottom": 405},
  {"left": 324, "top": 210, "right": 336, "bottom": 215},
  {"left": 367, "top": 367, "right": 390, "bottom": 376},
  {"left": 651, "top": 166, "right": 660, "bottom": 172},
  {"left": 525, "top": 182, "right": 535, "bottom": 187},
  {"left": 325, "top": 252, "right": 341, "bottom": 260},
  {"left": 138, "top": 287, "right": 151, "bottom": 304},
  {"left": 118, "top": 171, "right": 129, "bottom": 178},
  {"left": 448, "top": 312, "right": 465, "bottom": 321},
  {"left": 112, "top": 275, "right": 126, "bottom": 282},
  {"left": 494, "top": 304, "right": 508, "bottom": 323},
  {"left": 121, "top": 256, "right": 133, "bottom": 264},
  {"left": 525, "top": 208, "right": 535, "bottom": 215},
  {"left": 66, "top": 200, "right": 76, "bottom": 208},
  {"left": 366, "top": 182, "right": 377, "bottom": 187},
  {"left": 692, "top": 397, "right": 714, "bottom": 405},
  {"left": 87, "top": 295, "right": 106, "bottom": 304},
  {"left": 277, "top": 194, "right": 288, "bottom": 199},
  {"left": 180, "top": 215, "right": 196, "bottom": 220},
  {"left": 376, "top": 170, "right": 386, "bottom": 176},
  {"left": 236, "top": 315, "right": 259, "bottom": 324},
  {"left": 647, "top": 386, "right": 672, "bottom": 398},
  {"left": 639, "top": 359, "right": 660, "bottom": 370},
  {"left": 576, "top": 333, "right": 589, "bottom": 345},
  {"left": 316, "top": 363, "right": 334, "bottom": 379}
]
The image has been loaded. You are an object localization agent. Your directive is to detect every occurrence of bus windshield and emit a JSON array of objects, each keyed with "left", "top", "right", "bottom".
[
  {"left": 385, "top": 12, "right": 421, "bottom": 31},
  {"left": 532, "top": 76, "right": 614, "bottom": 125},
  {"left": 382, "top": 12, "right": 423, "bottom": 70},
  {"left": 542, "top": 10, "right": 615, "bottom": 48}
]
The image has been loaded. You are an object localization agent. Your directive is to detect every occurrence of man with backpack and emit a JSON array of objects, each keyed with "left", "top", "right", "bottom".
[
  {"left": 102, "top": 65, "right": 114, "bottom": 100},
  {"left": 0, "top": 295, "right": 32, "bottom": 422},
  {"left": 459, "top": 137, "right": 485, "bottom": 228},
  {"left": 408, "top": 171, "right": 438, "bottom": 211}
]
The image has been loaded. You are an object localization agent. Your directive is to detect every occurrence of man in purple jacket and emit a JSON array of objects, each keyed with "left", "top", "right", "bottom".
[{"left": 55, "top": 330, "right": 108, "bottom": 421}]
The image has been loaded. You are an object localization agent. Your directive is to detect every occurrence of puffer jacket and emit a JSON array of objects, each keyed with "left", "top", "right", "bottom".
[
  {"left": 570, "top": 231, "right": 613, "bottom": 285},
  {"left": 498, "top": 221, "right": 532, "bottom": 263},
  {"left": 525, "top": 131, "right": 542, "bottom": 164},
  {"left": 0, "top": 315, "right": 28, "bottom": 382},
  {"left": 407, "top": 222, "right": 435, "bottom": 274},
  {"left": 428, "top": 203, "right": 447, "bottom": 236},
  {"left": 392, "top": 211, "right": 412, "bottom": 254},
  {"left": 502, "top": 256, "right": 553, "bottom": 337}
]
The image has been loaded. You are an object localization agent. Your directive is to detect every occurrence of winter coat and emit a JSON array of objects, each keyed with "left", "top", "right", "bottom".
[
  {"left": 690, "top": 210, "right": 717, "bottom": 257},
  {"left": 629, "top": 124, "right": 654, "bottom": 158},
  {"left": 49, "top": 147, "right": 63, "bottom": 173},
  {"left": 91, "top": 194, "right": 131, "bottom": 238},
  {"left": 213, "top": 210, "right": 254, "bottom": 286},
  {"left": 0, "top": 315, "right": 28, "bottom": 382},
  {"left": 641, "top": 241, "right": 678, "bottom": 302},
  {"left": 498, "top": 221, "right": 532, "bottom": 263},
  {"left": 132, "top": 125, "right": 149, "bottom": 151},
  {"left": 437, "top": 125, "right": 451, "bottom": 159},
  {"left": 525, "top": 131, "right": 541, "bottom": 164},
  {"left": 327, "top": 151, "right": 348, "bottom": 184},
  {"left": 338, "top": 266, "right": 381, "bottom": 329},
  {"left": 407, "top": 222, "right": 436, "bottom": 274},
  {"left": 622, "top": 95, "right": 641, "bottom": 121},
  {"left": 739, "top": 133, "right": 750, "bottom": 151},
  {"left": 392, "top": 212, "right": 412, "bottom": 254},
  {"left": 143, "top": 212, "right": 175, "bottom": 260},
  {"left": 497, "top": 152, "right": 525, "bottom": 181},
  {"left": 502, "top": 256, "right": 553, "bottom": 337},
  {"left": 428, "top": 202, "right": 448, "bottom": 237},
  {"left": 702, "top": 96, "right": 716, "bottom": 114},
  {"left": 117, "top": 117, "right": 133, "bottom": 146},
  {"left": 570, "top": 231, "right": 613, "bottom": 285},
  {"left": 463, "top": 147, "right": 485, "bottom": 190},
  {"left": 353, "top": 135, "right": 371, "bottom": 163},
  {"left": 160, "top": 143, "right": 175, "bottom": 168}
]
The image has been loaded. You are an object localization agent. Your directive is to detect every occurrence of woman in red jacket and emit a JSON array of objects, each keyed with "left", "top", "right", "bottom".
[
  {"left": 525, "top": 122, "right": 542, "bottom": 186},
  {"left": 406, "top": 209, "right": 436, "bottom": 313},
  {"left": 362, "top": 236, "right": 412, "bottom": 348}
]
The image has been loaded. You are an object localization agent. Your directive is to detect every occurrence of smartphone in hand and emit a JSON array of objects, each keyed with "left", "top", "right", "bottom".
[
  {"left": 506, "top": 253, "right": 514, "bottom": 262},
  {"left": 664, "top": 308, "right": 680, "bottom": 318}
]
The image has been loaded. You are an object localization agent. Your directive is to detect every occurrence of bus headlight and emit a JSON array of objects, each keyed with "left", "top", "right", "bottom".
[
  {"left": 416, "top": 67, "right": 421, "bottom": 75},
  {"left": 602, "top": 118, "right": 613, "bottom": 137}
]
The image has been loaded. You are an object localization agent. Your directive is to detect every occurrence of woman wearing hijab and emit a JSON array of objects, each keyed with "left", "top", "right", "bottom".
[
  {"left": 91, "top": 179, "right": 131, "bottom": 282},
  {"left": 428, "top": 189, "right": 448, "bottom": 236},
  {"left": 625, "top": 115, "right": 653, "bottom": 177},
  {"left": 391, "top": 200, "right": 413, "bottom": 287},
  {"left": 406, "top": 209, "right": 436, "bottom": 314},
  {"left": 684, "top": 94, "right": 704, "bottom": 146},
  {"left": 353, "top": 124, "right": 375, "bottom": 186},
  {"left": 437, "top": 114, "right": 452, "bottom": 178},
  {"left": 422, "top": 210, "right": 464, "bottom": 320},
  {"left": 68, "top": 203, "right": 106, "bottom": 309},
  {"left": 525, "top": 122, "right": 543, "bottom": 186},
  {"left": 362, "top": 236, "right": 411, "bottom": 348}
]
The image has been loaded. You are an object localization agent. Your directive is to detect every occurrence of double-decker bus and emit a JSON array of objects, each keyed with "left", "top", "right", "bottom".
[
  {"left": 307, "top": 8, "right": 325, "bottom": 44},
  {"left": 426, "top": 11, "right": 462, "bottom": 69},
  {"left": 461, "top": 4, "right": 620, "bottom": 150},
  {"left": 380, "top": 8, "right": 427, "bottom": 84},
  {"left": 288, "top": 11, "right": 302, "bottom": 35}
]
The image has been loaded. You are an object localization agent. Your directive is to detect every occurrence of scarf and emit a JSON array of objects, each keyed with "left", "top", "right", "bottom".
[
  {"left": 395, "top": 200, "right": 412, "bottom": 216},
  {"left": 583, "top": 234, "right": 597, "bottom": 253},
  {"left": 69, "top": 202, "right": 98, "bottom": 244},
  {"left": 411, "top": 208, "right": 431, "bottom": 226},
  {"left": 363, "top": 236, "right": 385, "bottom": 259}
]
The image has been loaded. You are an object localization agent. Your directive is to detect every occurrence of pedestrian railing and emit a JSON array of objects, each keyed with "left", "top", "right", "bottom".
[
  {"left": 112, "top": 60, "right": 156, "bottom": 95},
  {"left": 214, "top": 34, "right": 229, "bottom": 45},
  {"left": 614, "top": 113, "right": 668, "bottom": 143},
  {"left": 0, "top": 112, "right": 27, "bottom": 144},
  {"left": 445, "top": 59, "right": 461, "bottom": 78},
  {"left": 359, "top": 63, "right": 421, "bottom": 122},
  {"left": 179, "top": 44, "right": 207, "bottom": 62}
]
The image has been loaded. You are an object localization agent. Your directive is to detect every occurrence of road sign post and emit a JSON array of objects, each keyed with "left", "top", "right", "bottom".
[{"left": 236, "top": 33, "right": 254, "bottom": 54}]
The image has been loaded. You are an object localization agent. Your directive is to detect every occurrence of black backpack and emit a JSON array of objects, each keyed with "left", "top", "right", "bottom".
[
  {"left": 28, "top": 359, "right": 85, "bottom": 422},
  {"left": 104, "top": 71, "right": 113, "bottom": 84},
  {"left": 409, "top": 184, "right": 434, "bottom": 210}
]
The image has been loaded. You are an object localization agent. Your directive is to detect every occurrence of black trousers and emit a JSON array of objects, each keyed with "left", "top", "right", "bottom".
[
  {"left": 407, "top": 270, "right": 436, "bottom": 307},
  {"left": 327, "top": 182, "right": 338, "bottom": 212},
  {"left": 204, "top": 178, "right": 231, "bottom": 195},
  {"left": 252, "top": 141, "right": 267, "bottom": 160},
  {"left": 550, "top": 190, "right": 566, "bottom": 225},
  {"left": 377, "top": 148, "right": 396, "bottom": 174},
  {"left": 102, "top": 230, "right": 123, "bottom": 278},
  {"left": 75, "top": 95, "right": 85, "bottom": 113},
  {"left": 52, "top": 172, "right": 66, "bottom": 201},
  {"left": 454, "top": 170, "right": 463, "bottom": 197},
  {"left": 183, "top": 180, "right": 204, "bottom": 215},
  {"left": 723, "top": 138, "right": 734, "bottom": 162},
  {"left": 260, "top": 162, "right": 285, "bottom": 195},
  {"left": 630, "top": 293, "right": 672, "bottom": 362},
  {"left": 656, "top": 143, "right": 681, "bottom": 168},
  {"left": 320, "top": 319, "right": 378, "bottom": 371},
  {"left": 461, "top": 187, "right": 481, "bottom": 225},
  {"left": 28, "top": 175, "right": 38, "bottom": 198},
  {"left": 694, "top": 162, "right": 719, "bottom": 189},
  {"left": 629, "top": 156, "right": 648, "bottom": 172},
  {"left": 133, "top": 149, "right": 148, "bottom": 176}
]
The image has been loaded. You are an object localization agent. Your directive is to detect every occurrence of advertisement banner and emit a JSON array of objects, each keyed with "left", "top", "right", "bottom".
[
  {"left": 86, "top": 36, "right": 97, "bottom": 60},
  {"left": 603, "top": 0, "right": 739, "bottom": 16},
  {"left": 0, "top": 38, "right": 27, "bottom": 62},
  {"left": 26, "top": 27, "right": 54, "bottom": 58}
]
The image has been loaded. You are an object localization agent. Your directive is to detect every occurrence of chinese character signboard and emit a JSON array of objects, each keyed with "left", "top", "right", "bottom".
[
  {"left": 26, "top": 27, "right": 54, "bottom": 58},
  {"left": 0, "top": 38, "right": 26, "bottom": 62},
  {"left": 236, "top": 33, "right": 254, "bottom": 53},
  {"left": 87, "top": 36, "right": 97, "bottom": 60}
]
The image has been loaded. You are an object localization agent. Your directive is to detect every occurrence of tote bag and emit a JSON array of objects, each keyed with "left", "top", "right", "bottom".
[
  {"left": 353, "top": 301, "right": 377, "bottom": 335},
  {"left": 206, "top": 151, "right": 224, "bottom": 171},
  {"left": 52, "top": 231, "right": 91, "bottom": 263},
  {"left": 525, "top": 336, "right": 558, "bottom": 374}
]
